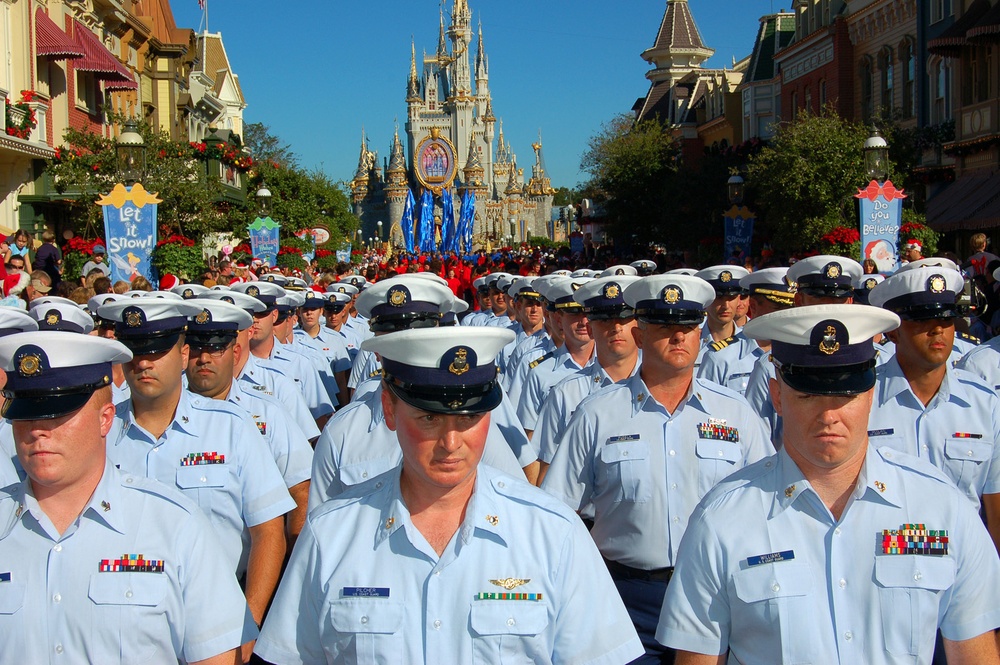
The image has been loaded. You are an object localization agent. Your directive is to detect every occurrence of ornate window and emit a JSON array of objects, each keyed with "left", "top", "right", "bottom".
[
  {"left": 878, "top": 47, "right": 894, "bottom": 115},
  {"left": 860, "top": 57, "right": 874, "bottom": 121},
  {"left": 899, "top": 39, "right": 915, "bottom": 118}
]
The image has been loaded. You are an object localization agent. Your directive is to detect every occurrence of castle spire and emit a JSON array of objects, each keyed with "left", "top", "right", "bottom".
[
  {"left": 438, "top": 8, "right": 448, "bottom": 57},
  {"left": 388, "top": 126, "right": 407, "bottom": 174},
  {"left": 407, "top": 39, "right": 421, "bottom": 100},
  {"left": 354, "top": 127, "right": 370, "bottom": 179},
  {"left": 475, "top": 20, "right": 488, "bottom": 78}
]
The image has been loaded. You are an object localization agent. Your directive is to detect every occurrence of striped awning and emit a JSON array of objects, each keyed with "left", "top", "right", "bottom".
[
  {"left": 72, "top": 21, "right": 137, "bottom": 91},
  {"left": 34, "top": 9, "right": 83, "bottom": 60},
  {"left": 968, "top": 1, "right": 1000, "bottom": 43},
  {"left": 928, "top": 0, "right": 992, "bottom": 57}
]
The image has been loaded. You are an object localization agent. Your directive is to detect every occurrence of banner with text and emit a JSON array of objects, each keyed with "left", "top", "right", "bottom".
[
  {"left": 98, "top": 183, "right": 160, "bottom": 285},
  {"left": 723, "top": 205, "right": 755, "bottom": 265},
  {"left": 248, "top": 216, "right": 280, "bottom": 267},
  {"left": 856, "top": 180, "right": 907, "bottom": 274}
]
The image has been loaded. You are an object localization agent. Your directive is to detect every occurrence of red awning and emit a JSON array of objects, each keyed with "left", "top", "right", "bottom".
[
  {"left": 72, "top": 21, "right": 137, "bottom": 90},
  {"left": 928, "top": 0, "right": 992, "bottom": 56},
  {"left": 968, "top": 0, "right": 1000, "bottom": 42},
  {"left": 34, "top": 9, "right": 83, "bottom": 60},
  {"left": 927, "top": 171, "right": 1000, "bottom": 232}
]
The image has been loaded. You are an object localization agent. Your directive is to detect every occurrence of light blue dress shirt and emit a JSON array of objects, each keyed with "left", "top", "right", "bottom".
[
  {"left": 238, "top": 353, "right": 321, "bottom": 440},
  {"left": 502, "top": 333, "right": 555, "bottom": 393},
  {"left": 697, "top": 331, "right": 764, "bottom": 393},
  {"left": 293, "top": 327, "right": 353, "bottom": 375},
  {"left": 955, "top": 334, "right": 1000, "bottom": 390},
  {"left": 224, "top": 380, "right": 314, "bottom": 489},
  {"left": 656, "top": 446, "right": 1000, "bottom": 664},
  {"left": 515, "top": 346, "right": 596, "bottom": 431},
  {"left": 107, "top": 390, "right": 295, "bottom": 576},
  {"left": 348, "top": 349, "right": 382, "bottom": 391},
  {"left": 542, "top": 374, "right": 772, "bottom": 569},
  {"left": 0, "top": 462, "right": 249, "bottom": 664},
  {"left": 867, "top": 357, "right": 1000, "bottom": 510},
  {"left": 308, "top": 385, "right": 531, "bottom": 509},
  {"left": 0, "top": 421, "right": 20, "bottom": 485},
  {"left": 255, "top": 464, "right": 645, "bottom": 665},
  {"left": 254, "top": 339, "right": 335, "bottom": 418},
  {"left": 282, "top": 336, "right": 341, "bottom": 405}
]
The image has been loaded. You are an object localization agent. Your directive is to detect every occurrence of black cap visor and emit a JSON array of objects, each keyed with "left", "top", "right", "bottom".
[
  {"left": 117, "top": 330, "right": 183, "bottom": 356},
  {"left": 798, "top": 285, "right": 854, "bottom": 299},
  {"left": 2, "top": 384, "right": 105, "bottom": 420},
  {"left": 777, "top": 360, "right": 877, "bottom": 396},
  {"left": 385, "top": 376, "right": 502, "bottom": 415},
  {"left": 893, "top": 304, "right": 960, "bottom": 322},
  {"left": 369, "top": 313, "right": 441, "bottom": 333},
  {"left": 635, "top": 310, "right": 706, "bottom": 326},
  {"left": 585, "top": 306, "right": 635, "bottom": 321}
]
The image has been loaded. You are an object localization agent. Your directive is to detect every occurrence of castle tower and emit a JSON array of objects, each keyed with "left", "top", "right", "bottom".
[
  {"left": 385, "top": 128, "right": 409, "bottom": 241},
  {"left": 637, "top": 0, "right": 715, "bottom": 124},
  {"left": 525, "top": 135, "right": 556, "bottom": 239},
  {"left": 462, "top": 137, "right": 489, "bottom": 239}
]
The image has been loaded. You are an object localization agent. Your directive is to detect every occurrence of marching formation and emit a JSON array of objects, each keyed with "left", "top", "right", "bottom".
[{"left": 2, "top": 249, "right": 1000, "bottom": 665}]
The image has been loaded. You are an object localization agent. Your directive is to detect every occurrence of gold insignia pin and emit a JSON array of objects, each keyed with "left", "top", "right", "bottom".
[
  {"left": 195, "top": 310, "right": 210, "bottom": 325},
  {"left": 819, "top": 325, "right": 840, "bottom": 355},
  {"left": 45, "top": 313, "right": 59, "bottom": 326},
  {"left": 874, "top": 480, "right": 886, "bottom": 493},
  {"left": 636, "top": 393, "right": 645, "bottom": 402},
  {"left": 101, "top": 500, "right": 111, "bottom": 512},
  {"left": 247, "top": 286, "right": 259, "bottom": 297},
  {"left": 490, "top": 578, "right": 530, "bottom": 590},
  {"left": 604, "top": 284, "right": 620, "bottom": 299},
  {"left": 14, "top": 504, "right": 22, "bottom": 518},
  {"left": 388, "top": 289, "right": 407, "bottom": 306},
  {"left": 18, "top": 355, "right": 41, "bottom": 377},
  {"left": 785, "top": 484, "right": 795, "bottom": 498},
  {"left": 486, "top": 514, "right": 499, "bottom": 526},
  {"left": 183, "top": 289, "right": 194, "bottom": 298},
  {"left": 384, "top": 517, "right": 395, "bottom": 530},
  {"left": 449, "top": 348, "right": 470, "bottom": 376},
  {"left": 663, "top": 287, "right": 681, "bottom": 304},
  {"left": 720, "top": 271, "right": 732, "bottom": 282},
  {"left": 125, "top": 310, "right": 143, "bottom": 328},
  {"left": 928, "top": 275, "right": 946, "bottom": 294},
  {"left": 181, "top": 416, "right": 189, "bottom": 424},
  {"left": 826, "top": 264, "right": 841, "bottom": 279}
]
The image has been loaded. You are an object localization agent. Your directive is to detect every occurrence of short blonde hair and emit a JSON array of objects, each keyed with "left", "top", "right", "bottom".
[{"left": 971, "top": 233, "right": 988, "bottom": 253}]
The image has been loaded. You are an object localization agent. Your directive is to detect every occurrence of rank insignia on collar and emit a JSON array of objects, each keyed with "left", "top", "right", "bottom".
[
  {"left": 14, "top": 504, "right": 22, "bottom": 518},
  {"left": 882, "top": 524, "right": 948, "bottom": 555},
  {"left": 485, "top": 514, "right": 499, "bottom": 526},
  {"left": 384, "top": 517, "right": 395, "bottom": 530},
  {"left": 874, "top": 480, "right": 886, "bottom": 493},
  {"left": 101, "top": 500, "right": 111, "bottom": 512},
  {"left": 784, "top": 484, "right": 795, "bottom": 498},
  {"left": 490, "top": 578, "right": 529, "bottom": 590}
]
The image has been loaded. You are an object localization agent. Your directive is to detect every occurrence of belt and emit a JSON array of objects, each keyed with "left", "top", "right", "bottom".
[{"left": 604, "top": 558, "right": 674, "bottom": 583}]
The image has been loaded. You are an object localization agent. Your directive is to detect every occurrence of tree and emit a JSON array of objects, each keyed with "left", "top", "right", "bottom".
[
  {"left": 250, "top": 161, "right": 354, "bottom": 246},
  {"left": 746, "top": 110, "right": 905, "bottom": 253},
  {"left": 244, "top": 122, "right": 298, "bottom": 169}
]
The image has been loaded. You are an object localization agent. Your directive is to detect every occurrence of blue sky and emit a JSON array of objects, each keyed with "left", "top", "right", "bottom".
[{"left": 170, "top": 1, "right": 785, "bottom": 189}]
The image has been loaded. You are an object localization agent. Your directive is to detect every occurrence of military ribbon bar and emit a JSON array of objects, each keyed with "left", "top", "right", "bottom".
[
  {"left": 180, "top": 452, "right": 225, "bottom": 466},
  {"left": 476, "top": 592, "right": 543, "bottom": 601},
  {"left": 881, "top": 524, "right": 949, "bottom": 555},
  {"left": 99, "top": 554, "right": 164, "bottom": 572},
  {"left": 697, "top": 422, "right": 739, "bottom": 442}
]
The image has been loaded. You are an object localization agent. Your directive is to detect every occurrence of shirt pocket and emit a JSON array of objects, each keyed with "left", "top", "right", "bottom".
[
  {"left": 732, "top": 561, "right": 816, "bottom": 664},
  {"left": 725, "top": 372, "right": 751, "bottom": 393},
  {"left": 943, "top": 438, "right": 992, "bottom": 493},
  {"left": 327, "top": 598, "right": 404, "bottom": 665},
  {"left": 600, "top": 440, "right": 651, "bottom": 503},
  {"left": 695, "top": 439, "right": 742, "bottom": 495},
  {"left": 175, "top": 464, "right": 231, "bottom": 514},
  {"left": 470, "top": 601, "right": 551, "bottom": 665},
  {"left": 88, "top": 573, "right": 171, "bottom": 665},
  {"left": 0, "top": 581, "right": 26, "bottom": 656},
  {"left": 875, "top": 556, "right": 956, "bottom": 656},
  {"left": 340, "top": 458, "right": 397, "bottom": 489}
]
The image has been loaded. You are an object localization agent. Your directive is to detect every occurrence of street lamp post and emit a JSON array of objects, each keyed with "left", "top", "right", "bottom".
[
  {"left": 255, "top": 184, "right": 272, "bottom": 216},
  {"left": 116, "top": 119, "right": 146, "bottom": 186},
  {"left": 864, "top": 128, "right": 889, "bottom": 182},
  {"left": 377, "top": 220, "right": 383, "bottom": 240},
  {"left": 727, "top": 175, "right": 745, "bottom": 206}
]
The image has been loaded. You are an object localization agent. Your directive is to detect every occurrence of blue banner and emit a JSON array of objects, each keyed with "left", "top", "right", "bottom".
[
  {"left": 336, "top": 244, "right": 351, "bottom": 263},
  {"left": 248, "top": 216, "right": 280, "bottom": 267},
  {"left": 98, "top": 183, "right": 159, "bottom": 285},
  {"left": 441, "top": 187, "right": 455, "bottom": 253},
  {"left": 459, "top": 190, "right": 475, "bottom": 253},
  {"left": 723, "top": 205, "right": 755, "bottom": 265},
  {"left": 419, "top": 189, "right": 435, "bottom": 253},
  {"left": 401, "top": 189, "right": 415, "bottom": 253},
  {"left": 856, "top": 180, "right": 906, "bottom": 274}
]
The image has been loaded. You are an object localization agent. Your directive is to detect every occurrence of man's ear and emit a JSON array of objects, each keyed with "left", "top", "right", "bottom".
[{"left": 381, "top": 385, "right": 397, "bottom": 432}]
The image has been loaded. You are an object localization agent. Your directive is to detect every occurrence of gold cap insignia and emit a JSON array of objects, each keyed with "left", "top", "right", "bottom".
[
  {"left": 874, "top": 480, "right": 886, "bottom": 493},
  {"left": 247, "top": 286, "right": 260, "bottom": 297},
  {"left": 825, "top": 263, "right": 841, "bottom": 279},
  {"left": 485, "top": 514, "right": 499, "bottom": 526},
  {"left": 45, "top": 312, "right": 60, "bottom": 326},
  {"left": 183, "top": 288, "right": 194, "bottom": 298},
  {"left": 221, "top": 296, "right": 235, "bottom": 304},
  {"left": 388, "top": 288, "right": 407, "bottom": 307},
  {"left": 928, "top": 275, "right": 946, "bottom": 294},
  {"left": 663, "top": 287, "right": 681, "bottom": 304},
  {"left": 195, "top": 310, "right": 210, "bottom": 325},
  {"left": 819, "top": 325, "right": 840, "bottom": 355},
  {"left": 18, "top": 354, "right": 41, "bottom": 377},
  {"left": 604, "top": 284, "right": 620, "bottom": 300},
  {"left": 785, "top": 484, "right": 795, "bottom": 498},
  {"left": 125, "top": 310, "right": 143, "bottom": 328},
  {"left": 490, "top": 578, "right": 529, "bottom": 590},
  {"left": 338, "top": 287, "right": 347, "bottom": 293},
  {"left": 720, "top": 271, "right": 732, "bottom": 283},
  {"left": 865, "top": 278, "right": 878, "bottom": 290},
  {"left": 448, "top": 348, "right": 470, "bottom": 375}
]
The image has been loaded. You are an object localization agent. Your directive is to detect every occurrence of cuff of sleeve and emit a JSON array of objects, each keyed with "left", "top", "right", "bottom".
[
  {"left": 654, "top": 627, "right": 727, "bottom": 658},
  {"left": 940, "top": 608, "right": 1000, "bottom": 642},
  {"left": 246, "top": 495, "right": 296, "bottom": 527}
]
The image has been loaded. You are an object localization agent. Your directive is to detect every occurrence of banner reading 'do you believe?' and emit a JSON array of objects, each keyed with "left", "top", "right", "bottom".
[
  {"left": 248, "top": 216, "right": 280, "bottom": 268},
  {"left": 856, "top": 180, "right": 906, "bottom": 274},
  {"left": 98, "top": 183, "right": 160, "bottom": 285}
]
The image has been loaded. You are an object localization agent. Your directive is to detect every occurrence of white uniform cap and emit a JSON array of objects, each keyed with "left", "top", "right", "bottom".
[
  {"left": 868, "top": 266, "right": 964, "bottom": 320},
  {"left": 170, "top": 284, "right": 211, "bottom": 299},
  {"left": 260, "top": 272, "right": 288, "bottom": 287},
  {"left": 665, "top": 268, "right": 698, "bottom": 276},
  {"left": 695, "top": 265, "right": 750, "bottom": 294},
  {"left": 29, "top": 295, "right": 79, "bottom": 310},
  {"left": 787, "top": 255, "right": 863, "bottom": 297},
  {"left": 0, "top": 307, "right": 38, "bottom": 335},
  {"left": 187, "top": 299, "right": 254, "bottom": 334},
  {"left": 573, "top": 276, "right": 641, "bottom": 319},
  {"left": 355, "top": 276, "right": 454, "bottom": 324},
  {"left": 896, "top": 257, "right": 960, "bottom": 274},
  {"left": 623, "top": 275, "right": 714, "bottom": 324},
  {"left": 198, "top": 289, "right": 268, "bottom": 314},
  {"left": 30, "top": 302, "right": 94, "bottom": 334},
  {"left": 230, "top": 281, "right": 286, "bottom": 306},
  {"left": 599, "top": 264, "right": 638, "bottom": 278},
  {"left": 326, "top": 282, "right": 359, "bottom": 297}
]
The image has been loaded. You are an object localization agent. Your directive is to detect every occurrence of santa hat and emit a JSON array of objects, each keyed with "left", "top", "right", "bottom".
[
  {"left": 2, "top": 271, "right": 30, "bottom": 298},
  {"left": 159, "top": 274, "right": 180, "bottom": 290},
  {"left": 904, "top": 239, "right": 922, "bottom": 251}
]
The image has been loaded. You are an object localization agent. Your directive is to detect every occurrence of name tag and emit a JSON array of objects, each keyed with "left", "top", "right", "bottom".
[
  {"left": 343, "top": 587, "right": 390, "bottom": 598},
  {"left": 607, "top": 434, "right": 640, "bottom": 443},
  {"left": 868, "top": 428, "right": 894, "bottom": 437},
  {"left": 746, "top": 550, "right": 795, "bottom": 567},
  {"left": 0, "top": 572, "right": 10, "bottom": 583}
]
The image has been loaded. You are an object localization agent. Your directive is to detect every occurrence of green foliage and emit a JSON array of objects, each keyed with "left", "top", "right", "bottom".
[
  {"left": 527, "top": 235, "right": 566, "bottom": 251},
  {"left": 899, "top": 211, "right": 940, "bottom": 257},
  {"left": 551, "top": 187, "right": 579, "bottom": 207},
  {"left": 244, "top": 122, "right": 298, "bottom": 169},
  {"left": 251, "top": 161, "right": 355, "bottom": 243},
  {"left": 151, "top": 241, "right": 205, "bottom": 281},
  {"left": 62, "top": 252, "right": 89, "bottom": 282}
]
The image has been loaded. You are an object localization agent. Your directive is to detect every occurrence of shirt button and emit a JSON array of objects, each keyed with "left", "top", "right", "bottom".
[
  {"left": 506, "top": 617, "right": 515, "bottom": 627},
  {"left": 922, "top": 445, "right": 929, "bottom": 452},
  {"left": 434, "top": 570, "right": 441, "bottom": 576},
  {"left": 433, "top": 619, "right": 442, "bottom": 629},
  {"left": 771, "top": 583, "right": 780, "bottom": 592},
  {"left": 844, "top": 631, "right": 853, "bottom": 641},
  {"left": 622, "top": 451, "right": 629, "bottom": 457},
  {"left": 914, "top": 572, "right": 923, "bottom": 581},
  {"left": 967, "top": 450, "right": 974, "bottom": 457},
  {"left": 838, "top": 579, "right": 846, "bottom": 589},
  {"left": 53, "top": 593, "right": 61, "bottom": 603},
  {"left": 375, "top": 482, "right": 383, "bottom": 489},
  {"left": 498, "top": 481, "right": 505, "bottom": 488},
  {"left": 54, "top": 644, "right": 63, "bottom": 654},
  {"left": 668, "top": 450, "right": 676, "bottom": 456},
  {"left": 200, "top": 476, "right": 207, "bottom": 483},
  {"left": 53, "top": 544, "right": 62, "bottom": 553},
  {"left": 834, "top": 528, "right": 842, "bottom": 536},
  {"left": 361, "top": 472, "right": 368, "bottom": 478},
  {"left": 360, "top": 615, "right": 369, "bottom": 625},
  {"left": 670, "top": 483, "right": 678, "bottom": 490},
  {"left": 125, "top": 477, "right": 133, "bottom": 484},
  {"left": 125, "top": 589, "right": 133, "bottom": 599},
  {"left": 672, "top": 517, "right": 680, "bottom": 523}
]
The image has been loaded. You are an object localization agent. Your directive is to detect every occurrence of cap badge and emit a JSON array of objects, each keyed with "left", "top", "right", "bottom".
[
  {"left": 615, "top": 268, "right": 625, "bottom": 276},
  {"left": 720, "top": 271, "right": 732, "bottom": 283},
  {"left": 388, "top": 288, "right": 408, "bottom": 307},
  {"left": 448, "top": 399, "right": 465, "bottom": 410},
  {"left": 825, "top": 263, "right": 841, "bottom": 279},
  {"left": 819, "top": 325, "right": 841, "bottom": 355},
  {"left": 604, "top": 284, "right": 620, "bottom": 300},
  {"left": 45, "top": 312, "right": 60, "bottom": 326},
  {"left": 195, "top": 310, "right": 211, "bottom": 325},
  {"left": 865, "top": 278, "right": 878, "bottom": 290},
  {"left": 663, "top": 287, "right": 681, "bottom": 304},
  {"left": 221, "top": 296, "right": 235, "bottom": 304},
  {"left": 182, "top": 288, "right": 194, "bottom": 298},
  {"left": 491, "top": 578, "right": 529, "bottom": 590},
  {"left": 247, "top": 286, "right": 260, "bottom": 297},
  {"left": 103, "top": 297, "right": 116, "bottom": 305},
  {"left": 449, "top": 348, "right": 470, "bottom": 375},
  {"left": 928, "top": 275, "right": 946, "bottom": 294},
  {"left": 125, "top": 310, "right": 143, "bottom": 328},
  {"left": 18, "top": 354, "right": 41, "bottom": 377},
  {"left": 338, "top": 287, "right": 347, "bottom": 293}
]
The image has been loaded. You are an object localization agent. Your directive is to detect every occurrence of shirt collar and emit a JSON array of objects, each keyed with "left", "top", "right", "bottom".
[
  {"left": 20, "top": 461, "right": 128, "bottom": 537},
  {"left": 367, "top": 386, "right": 386, "bottom": 432},
  {"left": 879, "top": 356, "right": 969, "bottom": 407}
]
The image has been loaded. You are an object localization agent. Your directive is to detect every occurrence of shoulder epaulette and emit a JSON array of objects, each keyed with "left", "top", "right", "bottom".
[
  {"left": 369, "top": 369, "right": 383, "bottom": 378},
  {"left": 958, "top": 332, "right": 981, "bottom": 345},
  {"left": 528, "top": 350, "right": 555, "bottom": 369},
  {"left": 710, "top": 336, "right": 737, "bottom": 352}
]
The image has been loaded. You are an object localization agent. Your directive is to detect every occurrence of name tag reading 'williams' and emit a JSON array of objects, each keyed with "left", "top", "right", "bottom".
[{"left": 746, "top": 550, "right": 795, "bottom": 567}]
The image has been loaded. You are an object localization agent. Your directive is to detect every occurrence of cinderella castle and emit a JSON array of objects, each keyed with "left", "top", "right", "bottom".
[{"left": 349, "top": 0, "right": 556, "bottom": 248}]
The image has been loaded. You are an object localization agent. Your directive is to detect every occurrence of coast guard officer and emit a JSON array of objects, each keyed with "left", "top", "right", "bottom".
[
  {"left": 867, "top": 267, "right": 1000, "bottom": 551},
  {"left": 255, "top": 327, "right": 645, "bottom": 665},
  {"left": 692, "top": 266, "right": 749, "bottom": 369},
  {"left": 542, "top": 274, "right": 772, "bottom": 663},
  {"left": 98, "top": 298, "right": 294, "bottom": 654},
  {"left": 656, "top": 304, "right": 1000, "bottom": 665},
  {"left": 0, "top": 332, "right": 248, "bottom": 664},
  {"left": 0, "top": 307, "right": 38, "bottom": 483}
]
